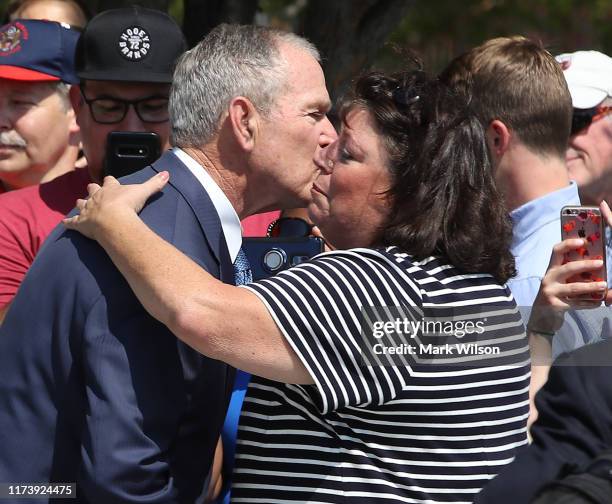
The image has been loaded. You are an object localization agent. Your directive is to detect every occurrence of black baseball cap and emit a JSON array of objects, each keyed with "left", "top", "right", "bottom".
[{"left": 75, "top": 5, "right": 186, "bottom": 84}]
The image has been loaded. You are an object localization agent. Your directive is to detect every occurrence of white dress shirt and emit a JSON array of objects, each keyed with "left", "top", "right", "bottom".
[{"left": 172, "top": 148, "right": 242, "bottom": 262}]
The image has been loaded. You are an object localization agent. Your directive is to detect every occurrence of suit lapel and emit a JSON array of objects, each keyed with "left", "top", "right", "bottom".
[{"left": 149, "top": 151, "right": 235, "bottom": 284}]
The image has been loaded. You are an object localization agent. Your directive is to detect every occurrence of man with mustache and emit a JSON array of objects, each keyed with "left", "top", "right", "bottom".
[
  {"left": 0, "top": 19, "right": 80, "bottom": 323},
  {"left": 0, "top": 19, "right": 80, "bottom": 192}
]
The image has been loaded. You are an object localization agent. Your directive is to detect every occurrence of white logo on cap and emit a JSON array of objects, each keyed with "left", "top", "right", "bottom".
[{"left": 118, "top": 26, "right": 151, "bottom": 61}]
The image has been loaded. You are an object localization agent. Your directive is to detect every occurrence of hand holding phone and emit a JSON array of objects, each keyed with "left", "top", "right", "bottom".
[{"left": 560, "top": 205, "right": 607, "bottom": 300}]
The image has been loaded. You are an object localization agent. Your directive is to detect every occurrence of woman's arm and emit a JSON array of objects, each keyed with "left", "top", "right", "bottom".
[
  {"left": 64, "top": 173, "right": 312, "bottom": 384},
  {"left": 527, "top": 200, "right": 612, "bottom": 426}
]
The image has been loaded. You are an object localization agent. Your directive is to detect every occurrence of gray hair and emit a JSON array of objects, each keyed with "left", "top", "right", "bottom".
[
  {"left": 169, "top": 23, "right": 319, "bottom": 147},
  {"left": 53, "top": 82, "right": 71, "bottom": 111},
  {"left": 38, "top": 82, "right": 71, "bottom": 111}
]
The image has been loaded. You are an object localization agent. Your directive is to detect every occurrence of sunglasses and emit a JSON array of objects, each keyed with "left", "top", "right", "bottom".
[
  {"left": 571, "top": 105, "right": 612, "bottom": 136},
  {"left": 267, "top": 217, "right": 314, "bottom": 238}
]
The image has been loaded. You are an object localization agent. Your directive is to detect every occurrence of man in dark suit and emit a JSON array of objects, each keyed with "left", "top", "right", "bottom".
[
  {"left": 0, "top": 158, "right": 234, "bottom": 503},
  {"left": 475, "top": 339, "right": 612, "bottom": 503},
  {"left": 0, "top": 19, "right": 336, "bottom": 504}
]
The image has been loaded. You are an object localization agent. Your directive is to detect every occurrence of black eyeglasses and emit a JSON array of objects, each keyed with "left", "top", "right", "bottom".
[
  {"left": 81, "top": 92, "right": 169, "bottom": 124},
  {"left": 267, "top": 217, "right": 314, "bottom": 238},
  {"left": 571, "top": 105, "right": 612, "bottom": 136}
]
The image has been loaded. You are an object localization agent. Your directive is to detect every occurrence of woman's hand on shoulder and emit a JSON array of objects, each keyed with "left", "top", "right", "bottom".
[{"left": 63, "top": 172, "right": 169, "bottom": 241}]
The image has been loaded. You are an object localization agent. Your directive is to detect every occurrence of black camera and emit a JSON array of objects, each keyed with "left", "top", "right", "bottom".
[{"left": 242, "top": 237, "right": 324, "bottom": 280}]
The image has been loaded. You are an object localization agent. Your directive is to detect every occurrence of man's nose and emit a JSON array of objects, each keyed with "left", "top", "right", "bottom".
[
  {"left": 0, "top": 102, "right": 13, "bottom": 130},
  {"left": 318, "top": 140, "right": 338, "bottom": 175},
  {"left": 118, "top": 105, "right": 146, "bottom": 132},
  {"left": 319, "top": 116, "right": 338, "bottom": 148}
]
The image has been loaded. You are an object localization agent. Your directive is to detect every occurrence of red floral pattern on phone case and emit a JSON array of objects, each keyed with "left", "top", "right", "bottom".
[{"left": 561, "top": 206, "right": 607, "bottom": 300}]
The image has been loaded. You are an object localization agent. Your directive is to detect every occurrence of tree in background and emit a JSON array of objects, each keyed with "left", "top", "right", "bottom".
[
  {"left": 379, "top": 0, "right": 612, "bottom": 73},
  {"left": 1, "top": 0, "right": 610, "bottom": 101}
]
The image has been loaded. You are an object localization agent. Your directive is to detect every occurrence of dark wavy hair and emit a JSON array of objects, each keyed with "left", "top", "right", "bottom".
[{"left": 340, "top": 69, "right": 516, "bottom": 284}]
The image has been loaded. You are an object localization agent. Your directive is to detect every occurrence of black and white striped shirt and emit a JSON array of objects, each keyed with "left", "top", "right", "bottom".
[{"left": 232, "top": 247, "right": 530, "bottom": 503}]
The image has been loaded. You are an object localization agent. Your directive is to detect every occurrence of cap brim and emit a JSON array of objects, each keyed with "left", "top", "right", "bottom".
[
  {"left": 0, "top": 65, "right": 60, "bottom": 82},
  {"left": 77, "top": 69, "right": 173, "bottom": 84},
  {"left": 568, "top": 86, "right": 608, "bottom": 109}
]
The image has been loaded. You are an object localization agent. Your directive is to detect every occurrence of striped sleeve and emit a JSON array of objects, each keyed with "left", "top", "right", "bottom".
[{"left": 243, "top": 249, "right": 423, "bottom": 415}]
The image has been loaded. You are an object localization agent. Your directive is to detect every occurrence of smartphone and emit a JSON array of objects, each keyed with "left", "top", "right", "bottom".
[
  {"left": 560, "top": 205, "right": 607, "bottom": 300},
  {"left": 242, "top": 236, "right": 324, "bottom": 281},
  {"left": 104, "top": 131, "right": 161, "bottom": 178}
]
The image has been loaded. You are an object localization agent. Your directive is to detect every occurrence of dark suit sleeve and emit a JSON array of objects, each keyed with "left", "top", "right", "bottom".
[
  {"left": 475, "top": 345, "right": 612, "bottom": 503},
  {"left": 77, "top": 294, "right": 185, "bottom": 504}
]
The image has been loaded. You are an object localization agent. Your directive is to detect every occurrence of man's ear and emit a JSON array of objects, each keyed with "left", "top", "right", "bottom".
[
  {"left": 66, "top": 86, "right": 80, "bottom": 135},
  {"left": 228, "top": 96, "right": 258, "bottom": 151},
  {"left": 486, "top": 119, "right": 511, "bottom": 160}
]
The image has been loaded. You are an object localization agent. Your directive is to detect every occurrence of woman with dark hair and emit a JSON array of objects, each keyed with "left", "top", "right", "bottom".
[{"left": 65, "top": 69, "right": 530, "bottom": 503}]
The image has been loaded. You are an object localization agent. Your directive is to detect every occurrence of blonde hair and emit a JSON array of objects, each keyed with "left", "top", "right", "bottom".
[{"left": 440, "top": 36, "right": 572, "bottom": 158}]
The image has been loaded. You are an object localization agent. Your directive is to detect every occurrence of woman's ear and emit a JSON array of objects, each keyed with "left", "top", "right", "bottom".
[{"left": 228, "top": 96, "right": 258, "bottom": 151}]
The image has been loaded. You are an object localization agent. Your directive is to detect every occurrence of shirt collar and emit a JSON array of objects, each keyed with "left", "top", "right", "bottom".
[
  {"left": 172, "top": 147, "right": 242, "bottom": 262},
  {"left": 510, "top": 181, "right": 581, "bottom": 242}
]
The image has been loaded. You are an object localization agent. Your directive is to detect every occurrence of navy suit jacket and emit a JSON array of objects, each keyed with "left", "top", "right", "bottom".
[
  {"left": 0, "top": 151, "right": 236, "bottom": 503},
  {"left": 476, "top": 339, "right": 612, "bottom": 503}
]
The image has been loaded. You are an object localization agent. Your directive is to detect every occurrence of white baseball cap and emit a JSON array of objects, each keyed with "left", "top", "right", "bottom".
[{"left": 555, "top": 50, "right": 612, "bottom": 109}]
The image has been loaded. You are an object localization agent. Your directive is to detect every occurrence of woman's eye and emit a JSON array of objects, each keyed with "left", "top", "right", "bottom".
[{"left": 339, "top": 148, "right": 353, "bottom": 162}]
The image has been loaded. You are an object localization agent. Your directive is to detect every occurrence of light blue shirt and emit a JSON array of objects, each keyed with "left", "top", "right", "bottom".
[
  {"left": 506, "top": 181, "right": 612, "bottom": 357},
  {"left": 507, "top": 182, "right": 580, "bottom": 307}
]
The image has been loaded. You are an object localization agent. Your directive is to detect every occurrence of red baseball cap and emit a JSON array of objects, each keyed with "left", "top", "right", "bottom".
[{"left": 0, "top": 19, "right": 80, "bottom": 84}]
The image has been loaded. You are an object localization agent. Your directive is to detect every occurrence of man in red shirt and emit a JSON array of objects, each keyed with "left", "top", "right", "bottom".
[{"left": 0, "top": 8, "right": 185, "bottom": 323}]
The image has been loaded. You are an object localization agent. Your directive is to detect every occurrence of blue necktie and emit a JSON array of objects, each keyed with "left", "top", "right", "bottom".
[
  {"left": 220, "top": 246, "right": 252, "bottom": 503},
  {"left": 233, "top": 247, "right": 252, "bottom": 286}
]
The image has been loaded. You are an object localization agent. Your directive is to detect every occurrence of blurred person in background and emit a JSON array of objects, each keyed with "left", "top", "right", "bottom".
[
  {"left": 3, "top": 0, "right": 89, "bottom": 28},
  {"left": 0, "top": 6, "right": 183, "bottom": 323},
  {"left": 558, "top": 50, "right": 612, "bottom": 286},
  {"left": 558, "top": 51, "right": 612, "bottom": 208},
  {"left": 64, "top": 68, "right": 530, "bottom": 503}
]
